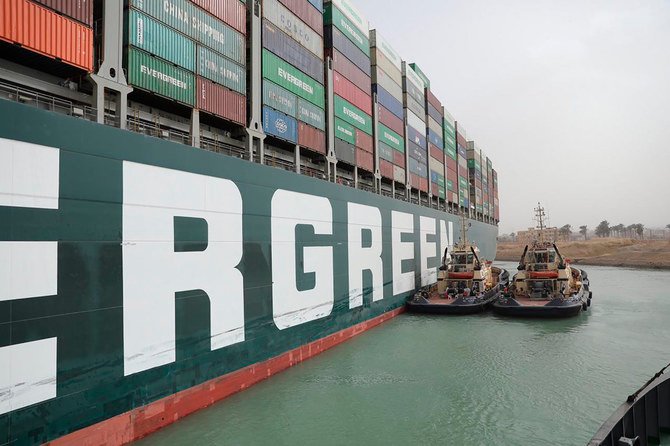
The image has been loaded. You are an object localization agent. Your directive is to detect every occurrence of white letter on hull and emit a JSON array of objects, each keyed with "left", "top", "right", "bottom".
[
  {"left": 272, "top": 190, "right": 333, "bottom": 329},
  {"left": 0, "top": 137, "right": 59, "bottom": 414},
  {"left": 420, "top": 216, "right": 437, "bottom": 286},
  {"left": 439, "top": 220, "right": 454, "bottom": 261},
  {"left": 391, "top": 211, "right": 414, "bottom": 295},
  {"left": 347, "top": 203, "right": 383, "bottom": 308},
  {"left": 123, "top": 162, "right": 244, "bottom": 376}
]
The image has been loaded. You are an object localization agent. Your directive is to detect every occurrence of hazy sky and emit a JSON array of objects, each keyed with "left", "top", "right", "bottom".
[{"left": 356, "top": 0, "right": 670, "bottom": 233}]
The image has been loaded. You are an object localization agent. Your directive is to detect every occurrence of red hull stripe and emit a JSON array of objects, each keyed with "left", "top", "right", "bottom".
[{"left": 45, "top": 307, "right": 405, "bottom": 446}]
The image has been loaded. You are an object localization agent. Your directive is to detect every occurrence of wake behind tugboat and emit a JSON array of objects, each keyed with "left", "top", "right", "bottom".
[
  {"left": 407, "top": 214, "right": 509, "bottom": 315},
  {"left": 493, "top": 204, "right": 593, "bottom": 318}
]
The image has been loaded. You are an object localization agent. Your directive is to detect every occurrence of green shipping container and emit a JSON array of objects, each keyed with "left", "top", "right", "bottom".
[
  {"left": 263, "top": 50, "right": 325, "bottom": 108},
  {"left": 127, "top": 48, "right": 195, "bottom": 105},
  {"left": 438, "top": 187, "right": 446, "bottom": 199},
  {"left": 377, "top": 123, "right": 404, "bottom": 153},
  {"left": 127, "top": 0, "right": 245, "bottom": 66},
  {"left": 263, "top": 81, "right": 297, "bottom": 117},
  {"left": 197, "top": 46, "right": 246, "bottom": 94},
  {"left": 446, "top": 145, "right": 457, "bottom": 160},
  {"left": 324, "top": 3, "right": 370, "bottom": 57},
  {"left": 334, "top": 95, "right": 372, "bottom": 135},
  {"left": 297, "top": 98, "right": 326, "bottom": 131},
  {"left": 377, "top": 141, "right": 394, "bottom": 162},
  {"left": 459, "top": 176, "right": 469, "bottom": 190},
  {"left": 437, "top": 176, "right": 445, "bottom": 187},
  {"left": 447, "top": 179, "right": 454, "bottom": 192},
  {"left": 335, "top": 118, "right": 356, "bottom": 145},
  {"left": 409, "top": 63, "right": 430, "bottom": 89},
  {"left": 126, "top": 10, "right": 196, "bottom": 72}
]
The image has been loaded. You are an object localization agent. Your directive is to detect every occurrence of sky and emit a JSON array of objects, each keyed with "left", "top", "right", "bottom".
[{"left": 355, "top": 0, "right": 670, "bottom": 234}]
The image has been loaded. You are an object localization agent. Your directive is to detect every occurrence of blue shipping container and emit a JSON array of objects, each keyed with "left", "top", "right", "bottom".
[
  {"left": 308, "top": 0, "right": 323, "bottom": 12},
  {"left": 408, "top": 141, "right": 427, "bottom": 164},
  {"left": 373, "top": 84, "right": 403, "bottom": 120},
  {"left": 427, "top": 128, "right": 443, "bottom": 149},
  {"left": 263, "top": 106, "right": 298, "bottom": 143},
  {"left": 409, "top": 157, "right": 428, "bottom": 177},
  {"left": 407, "top": 126, "right": 427, "bottom": 149}
]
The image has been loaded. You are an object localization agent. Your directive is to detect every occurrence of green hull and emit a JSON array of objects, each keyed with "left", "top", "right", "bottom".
[{"left": 0, "top": 99, "right": 497, "bottom": 445}]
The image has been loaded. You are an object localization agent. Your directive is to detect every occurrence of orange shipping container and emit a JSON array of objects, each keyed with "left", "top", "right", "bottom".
[{"left": 0, "top": 0, "right": 93, "bottom": 71}]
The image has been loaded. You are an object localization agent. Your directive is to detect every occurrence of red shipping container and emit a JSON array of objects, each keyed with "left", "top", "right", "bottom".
[
  {"left": 380, "top": 159, "right": 394, "bottom": 179},
  {"left": 355, "top": 129, "right": 373, "bottom": 153},
  {"left": 447, "top": 167, "right": 458, "bottom": 182},
  {"left": 419, "top": 177, "right": 428, "bottom": 192},
  {"left": 299, "top": 122, "right": 326, "bottom": 154},
  {"left": 426, "top": 88, "right": 442, "bottom": 111},
  {"left": 32, "top": 0, "right": 92, "bottom": 26},
  {"left": 196, "top": 77, "right": 246, "bottom": 125},
  {"left": 334, "top": 71, "right": 372, "bottom": 115},
  {"left": 456, "top": 131, "right": 467, "bottom": 148},
  {"left": 429, "top": 144, "right": 443, "bottom": 161},
  {"left": 378, "top": 105, "right": 404, "bottom": 136},
  {"left": 277, "top": 0, "right": 323, "bottom": 36},
  {"left": 410, "top": 173, "right": 420, "bottom": 189},
  {"left": 446, "top": 156, "right": 457, "bottom": 172},
  {"left": 356, "top": 149, "right": 374, "bottom": 173},
  {"left": 431, "top": 181, "right": 440, "bottom": 196},
  {"left": 0, "top": 0, "right": 93, "bottom": 71},
  {"left": 392, "top": 150, "right": 405, "bottom": 167},
  {"left": 190, "top": 0, "right": 246, "bottom": 34},
  {"left": 326, "top": 48, "right": 371, "bottom": 93}
]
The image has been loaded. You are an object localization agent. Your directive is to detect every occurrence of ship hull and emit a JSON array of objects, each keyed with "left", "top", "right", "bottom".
[{"left": 0, "top": 100, "right": 498, "bottom": 444}]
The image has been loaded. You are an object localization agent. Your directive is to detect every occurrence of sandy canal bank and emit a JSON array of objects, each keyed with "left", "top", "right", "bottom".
[{"left": 496, "top": 238, "right": 670, "bottom": 270}]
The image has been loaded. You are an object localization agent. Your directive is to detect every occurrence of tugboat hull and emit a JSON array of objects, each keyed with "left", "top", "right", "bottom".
[
  {"left": 493, "top": 269, "right": 590, "bottom": 318},
  {"left": 406, "top": 269, "right": 509, "bottom": 315}
]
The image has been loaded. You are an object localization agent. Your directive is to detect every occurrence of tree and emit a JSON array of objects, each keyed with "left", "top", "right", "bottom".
[
  {"left": 558, "top": 224, "right": 572, "bottom": 241},
  {"left": 579, "top": 225, "right": 588, "bottom": 240},
  {"left": 510, "top": 232, "right": 516, "bottom": 242},
  {"left": 595, "top": 221, "right": 611, "bottom": 238},
  {"left": 666, "top": 224, "right": 670, "bottom": 230},
  {"left": 627, "top": 224, "right": 636, "bottom": 238},
  {"left": 612, "top": 224, "right": 625, "bottom": 238},
  {"left": 635, "top": 224, "right": 645, "bottom": 239}
]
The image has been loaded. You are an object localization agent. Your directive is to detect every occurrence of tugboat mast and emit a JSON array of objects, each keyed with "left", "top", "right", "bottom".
[{"left": 534, "top": 202, "right": 546, "bottom": 230}]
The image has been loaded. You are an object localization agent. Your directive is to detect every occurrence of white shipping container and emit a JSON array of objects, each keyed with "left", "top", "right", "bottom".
[
  {"left": 393, "top": 164, "right": 406, "bottom": 183},
  {"left": 430, "top": 155, "right": 443, "bottom": 172},
  {"left": 265, "top": 0, "right": 324, "bottom": 59},
  {"left": 402, "top": 61, "right": 424, "bottom": 92},
  {"left": 370, "top": 48, "right": 402, "bottom": 86},
  {"left": 372, "top": 65, "right": 402, "bottom": 99},
  {"left": 428, "top": 115, "right": 442, "bottom": 135},
  {"left": 370, "top": 29, "right": 402, "bottom": 71},
  {"left": 443, "top": 107, "right": 455, "bottom": 127},
  {"left": 406, "top": 109, "right": 425, "bottom": 134},
  {"left": 328, "top": 0, "right": 369, "bottom": 38}
]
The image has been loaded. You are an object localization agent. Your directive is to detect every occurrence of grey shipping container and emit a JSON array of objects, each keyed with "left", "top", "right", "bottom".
[
  {"left": 334, "top": 138, "right": 356, "bottom": 165},
  {"left": 197, "top": 46, "right": 246, "bottom": 94},
  {"left": 378, "top": 141, "right": 395, "bottom": 162},
  {"left": 427, "top": 102, "right": 443, "bottom": 124},
  {"left": 263, "top": 80, "right": 298, "bottom": 117},
  {"left": 403, "top": 78, "right": 424, "bottom": 106},
  {"left": 325, "top": 25, "right": 370, "bottom": 76},
  {"left": 404, "top": 94, "right": 425, "bottom": 120},
  {"left": 264, "top": 0, "right": 324, "bottom": 59},
  {"left": 297, "top": 98, "right": 326, "bottom": 130},
  {"left": 262, "top": 20, "right": 324, "bottom": 84},
  {"left": 32, "top": 0, "right": 93, "bottom": 26},
  {"left": 409, "top": 156, "right": 428, "bottom": 177}
]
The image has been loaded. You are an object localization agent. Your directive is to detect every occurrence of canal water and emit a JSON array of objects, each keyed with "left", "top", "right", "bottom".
[{"left": 136, "top": 263, "right": 670, "bottom": 446}]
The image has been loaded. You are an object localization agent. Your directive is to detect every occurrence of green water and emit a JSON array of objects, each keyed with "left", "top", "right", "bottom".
[{"left": 136, "top": 263, "right": 670, "bottom": 446}]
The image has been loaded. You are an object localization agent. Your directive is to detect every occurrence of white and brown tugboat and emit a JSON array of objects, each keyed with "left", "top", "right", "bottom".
[
  {"left": 407, "top": 214, "right": 509, "bottom": 315},
  {"left": 493, "top": 204, "right": 592, "bottom": 318}
]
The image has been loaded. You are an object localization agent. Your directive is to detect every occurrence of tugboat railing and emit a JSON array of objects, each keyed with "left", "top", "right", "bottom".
[{"left": 589, "top": 363, "right": 670, "bottom": 446}]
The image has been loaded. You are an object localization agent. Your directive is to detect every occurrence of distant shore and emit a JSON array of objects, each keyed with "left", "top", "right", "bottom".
[{"left": 496, "top": 238, "right": 670, "bottom": 270}]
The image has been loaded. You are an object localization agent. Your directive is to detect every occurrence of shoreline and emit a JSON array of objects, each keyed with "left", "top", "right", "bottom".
[{"left": 495, "top": 238, "right": 670, "bottom": 271}]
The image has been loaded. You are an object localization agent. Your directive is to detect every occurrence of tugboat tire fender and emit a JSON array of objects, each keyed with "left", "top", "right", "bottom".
[{"left": 582, "top": 302, "right": 588, "bottom": 311}]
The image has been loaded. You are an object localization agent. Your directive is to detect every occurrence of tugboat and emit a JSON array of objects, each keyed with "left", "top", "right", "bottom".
[
  {"left": 493, "top": 204, "right": 592, "bottom": 318},
  {"left": 407, "top": 214, "right": 509, "bottom": 315}
]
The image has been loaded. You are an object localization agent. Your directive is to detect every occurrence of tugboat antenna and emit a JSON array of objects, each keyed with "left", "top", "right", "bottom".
[{"left": 534, "top": 202, "right": 546, "bottom": 231}]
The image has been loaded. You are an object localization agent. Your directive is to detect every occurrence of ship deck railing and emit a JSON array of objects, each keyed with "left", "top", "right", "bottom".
[
  {"left": 589, "top": 366, "right": 670, "bottom": 446},
  {"left": 0, "top": 80, "right": 500, "bottom": 226}
]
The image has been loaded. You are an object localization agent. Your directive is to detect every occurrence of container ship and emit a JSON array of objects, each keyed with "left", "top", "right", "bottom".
[{"left": 0, "top": 0, "right": 500, "bottom": 444}]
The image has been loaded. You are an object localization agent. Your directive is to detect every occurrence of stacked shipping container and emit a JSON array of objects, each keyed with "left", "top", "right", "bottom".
[
  {"left": 493, "top": 168, "right": 499, "bottom": 221},
  {"left": 262, "top": 0, "right": 326, "bottom": 153},
  {"left": 370, "top": 30, "right": 405, "bottom": 185},
  {"left": 443, "top": 109, "right": 458, "bottom": 206},
  {"left": 403, "top": 62, "right": 428, "bottom": 192},
  {"left": 124, "top": 0, "right": 247, "bottom": 124},
  {"left": 466, "top": 141, "right": 483, "bottom": 215},
  {"left": 455, "top": 121, "right": 470, "bottom": 210},
  {"left": 324, "top": 0, "right": 373, "bottom": 172},
  {"left": 411, "top": 63, "right": 446, "bottom": 201},
  {"left": 0, "top": 0, "right": 94, "bottom": 71}
]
